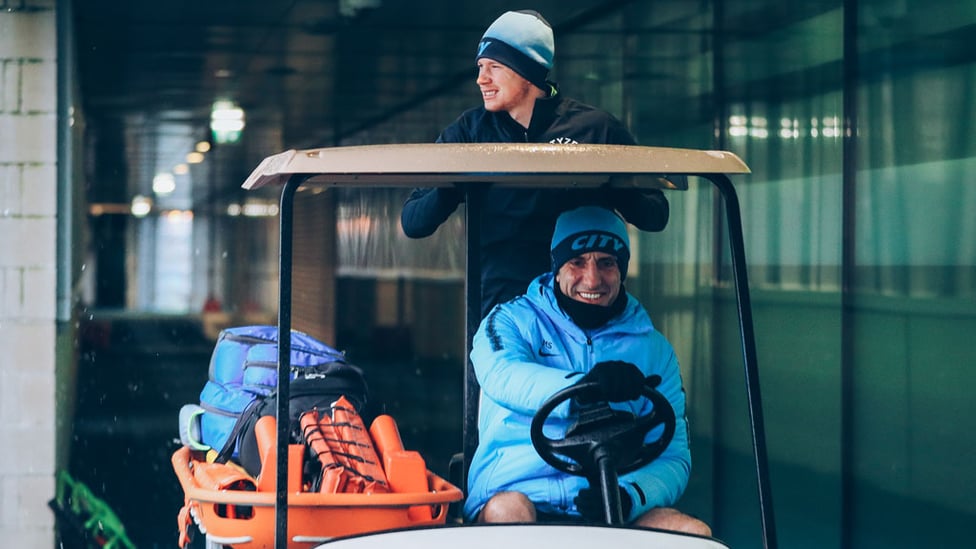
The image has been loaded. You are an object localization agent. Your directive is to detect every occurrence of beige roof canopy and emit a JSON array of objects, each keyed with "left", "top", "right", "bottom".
[{"left": 241, "top": 143, "right": 750, "bottom": 191}]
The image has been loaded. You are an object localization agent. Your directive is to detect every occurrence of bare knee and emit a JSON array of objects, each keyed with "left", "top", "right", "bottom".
[
  {"left": 478, "top": 491, "right": 537, "bottom": 523},
  {"left": 633, "top": 507, "right": 712, "bottom": 537}
]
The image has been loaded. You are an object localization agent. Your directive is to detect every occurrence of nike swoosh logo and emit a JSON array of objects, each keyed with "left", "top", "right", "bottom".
[{"left": 538, "top": 347, "right": 558, "bottom": 357}]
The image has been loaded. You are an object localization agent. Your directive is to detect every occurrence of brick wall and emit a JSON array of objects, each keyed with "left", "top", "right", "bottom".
[{"left": 0, "top": 1, "right": 57, "bottom": 546}]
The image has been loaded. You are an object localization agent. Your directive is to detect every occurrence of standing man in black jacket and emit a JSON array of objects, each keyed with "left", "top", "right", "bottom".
[{"left": 401, "top": 10, "right": 672, "bottom": 318}]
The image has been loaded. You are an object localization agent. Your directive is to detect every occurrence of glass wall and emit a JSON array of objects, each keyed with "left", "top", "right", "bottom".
[{"left": 851, "top": 1, "right": 976, "bottom": 546}]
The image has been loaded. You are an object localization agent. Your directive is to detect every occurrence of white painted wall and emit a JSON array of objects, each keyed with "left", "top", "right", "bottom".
[{"left": 0, "top": 1, "right": 58, "bottom": 546}]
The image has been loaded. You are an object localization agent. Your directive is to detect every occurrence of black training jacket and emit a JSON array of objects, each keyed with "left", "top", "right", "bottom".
[{"left": 401, "top": 90, "right": 670, "bottom": 318}]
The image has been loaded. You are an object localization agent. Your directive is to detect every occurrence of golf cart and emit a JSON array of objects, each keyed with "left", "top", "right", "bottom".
[{"left": 175, "top": 143, "right": 776, "bottom": 548}]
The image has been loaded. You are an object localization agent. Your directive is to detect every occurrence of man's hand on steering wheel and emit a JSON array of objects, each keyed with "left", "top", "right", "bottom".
[
  {"left": 574, "top": 360, "right": 647, "bottom": 404},
  {"left": 531, "top": 370, "right": 676, "bottom": 480},
  {"left": 575, "top": 484, "right": 632, "bottom": 523}
]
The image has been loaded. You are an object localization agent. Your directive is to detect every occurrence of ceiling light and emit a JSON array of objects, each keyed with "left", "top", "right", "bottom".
[
  {"left": 186, "top": 151, "right": 205, "bottom": 164},
  {"left": 173, "top": 163, "right": 189, "bottom": 175},
  {"left": 131, "top": 195, "right": 153, "bottom": 217},
  {"left": 152, "top": 173, "right": 176, "bottom": 195},
  {"left": 195, "top": 141, "right": 211, "bottom": 153},
  {"left": 211, "top": 99, "right": 245, "bottom": 144}
]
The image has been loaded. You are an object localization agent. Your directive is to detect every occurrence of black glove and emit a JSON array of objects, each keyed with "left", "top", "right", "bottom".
[
  {"left": 574, "top": 485, "right": 632, "bottom": 523},
  {"left": 575, "top": 360, "right": 645, "bottom": 403}
]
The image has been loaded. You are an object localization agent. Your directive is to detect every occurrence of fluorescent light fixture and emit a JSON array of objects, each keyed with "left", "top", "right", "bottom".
[
  {"left": 226, "top": 201, "right": 279, "bottom": 217},
  {"left": 242, "top": 202, "right": 280, "bottom": 217},
  {"left": 211, "top": 99, "right": 245, "bottom": 144}
]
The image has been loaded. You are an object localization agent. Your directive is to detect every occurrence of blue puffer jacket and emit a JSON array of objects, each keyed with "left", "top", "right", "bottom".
[{"left": 464, "top": 273, "right": 691, "bottom": 522}]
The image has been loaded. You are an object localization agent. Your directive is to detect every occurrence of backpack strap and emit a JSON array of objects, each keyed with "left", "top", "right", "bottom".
[{"left": 214, "top": 398, "right": 265, "bottom": 463}]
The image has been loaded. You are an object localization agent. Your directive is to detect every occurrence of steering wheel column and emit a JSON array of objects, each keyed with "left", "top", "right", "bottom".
[{"left": 530, "top": 376, "right": 677, "bottom": 525}]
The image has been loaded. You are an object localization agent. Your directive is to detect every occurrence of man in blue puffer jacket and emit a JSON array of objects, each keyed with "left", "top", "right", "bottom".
[{"left": 466, "top": 206, "right": 710, "bottom": 536}]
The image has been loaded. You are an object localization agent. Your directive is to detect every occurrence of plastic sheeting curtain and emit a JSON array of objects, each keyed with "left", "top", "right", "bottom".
[{"left": 335, "top": 188, "right": 464, "bottom": 280}]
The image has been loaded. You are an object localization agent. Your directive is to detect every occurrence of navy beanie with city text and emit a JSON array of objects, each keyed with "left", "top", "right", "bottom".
[{"left": 550, "top": 206, "right": 631, "bottom": 280}]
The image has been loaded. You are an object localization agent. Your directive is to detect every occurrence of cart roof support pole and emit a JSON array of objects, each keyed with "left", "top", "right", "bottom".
[
  {"left": 462, "top": 185, "right": 483, "bottom": 498},
  {"left": 709, "top": 173, "right": 777, "bottom": 549},
  {"left": 275, "top": 175, "right": 305, "bottom": 548}
]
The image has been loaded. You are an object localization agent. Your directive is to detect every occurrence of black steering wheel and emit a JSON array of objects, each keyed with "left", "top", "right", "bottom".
[{"left": 530, "top": 375, "right": 677, "bottom": 479}]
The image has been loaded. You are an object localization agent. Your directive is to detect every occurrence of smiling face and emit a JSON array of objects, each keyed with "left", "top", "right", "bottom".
[
  {"left": 476, "top": 58, "right": 542, "bottom": 127},
  {"left": 555, "top": 251, "right": 622, "bottom": 307}
]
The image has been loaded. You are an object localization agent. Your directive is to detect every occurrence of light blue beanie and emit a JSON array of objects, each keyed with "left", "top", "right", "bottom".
[
  {"left": 476, "top": 10, "right": 554, "bottom": 91},
  {"left": 550, "top": 207, "right": 631, "bottom": 280}
]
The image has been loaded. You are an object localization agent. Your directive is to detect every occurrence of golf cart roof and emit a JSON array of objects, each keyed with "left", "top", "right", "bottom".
[{"left": 241, "top": 143, "right": 750, "bottom": 190}]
